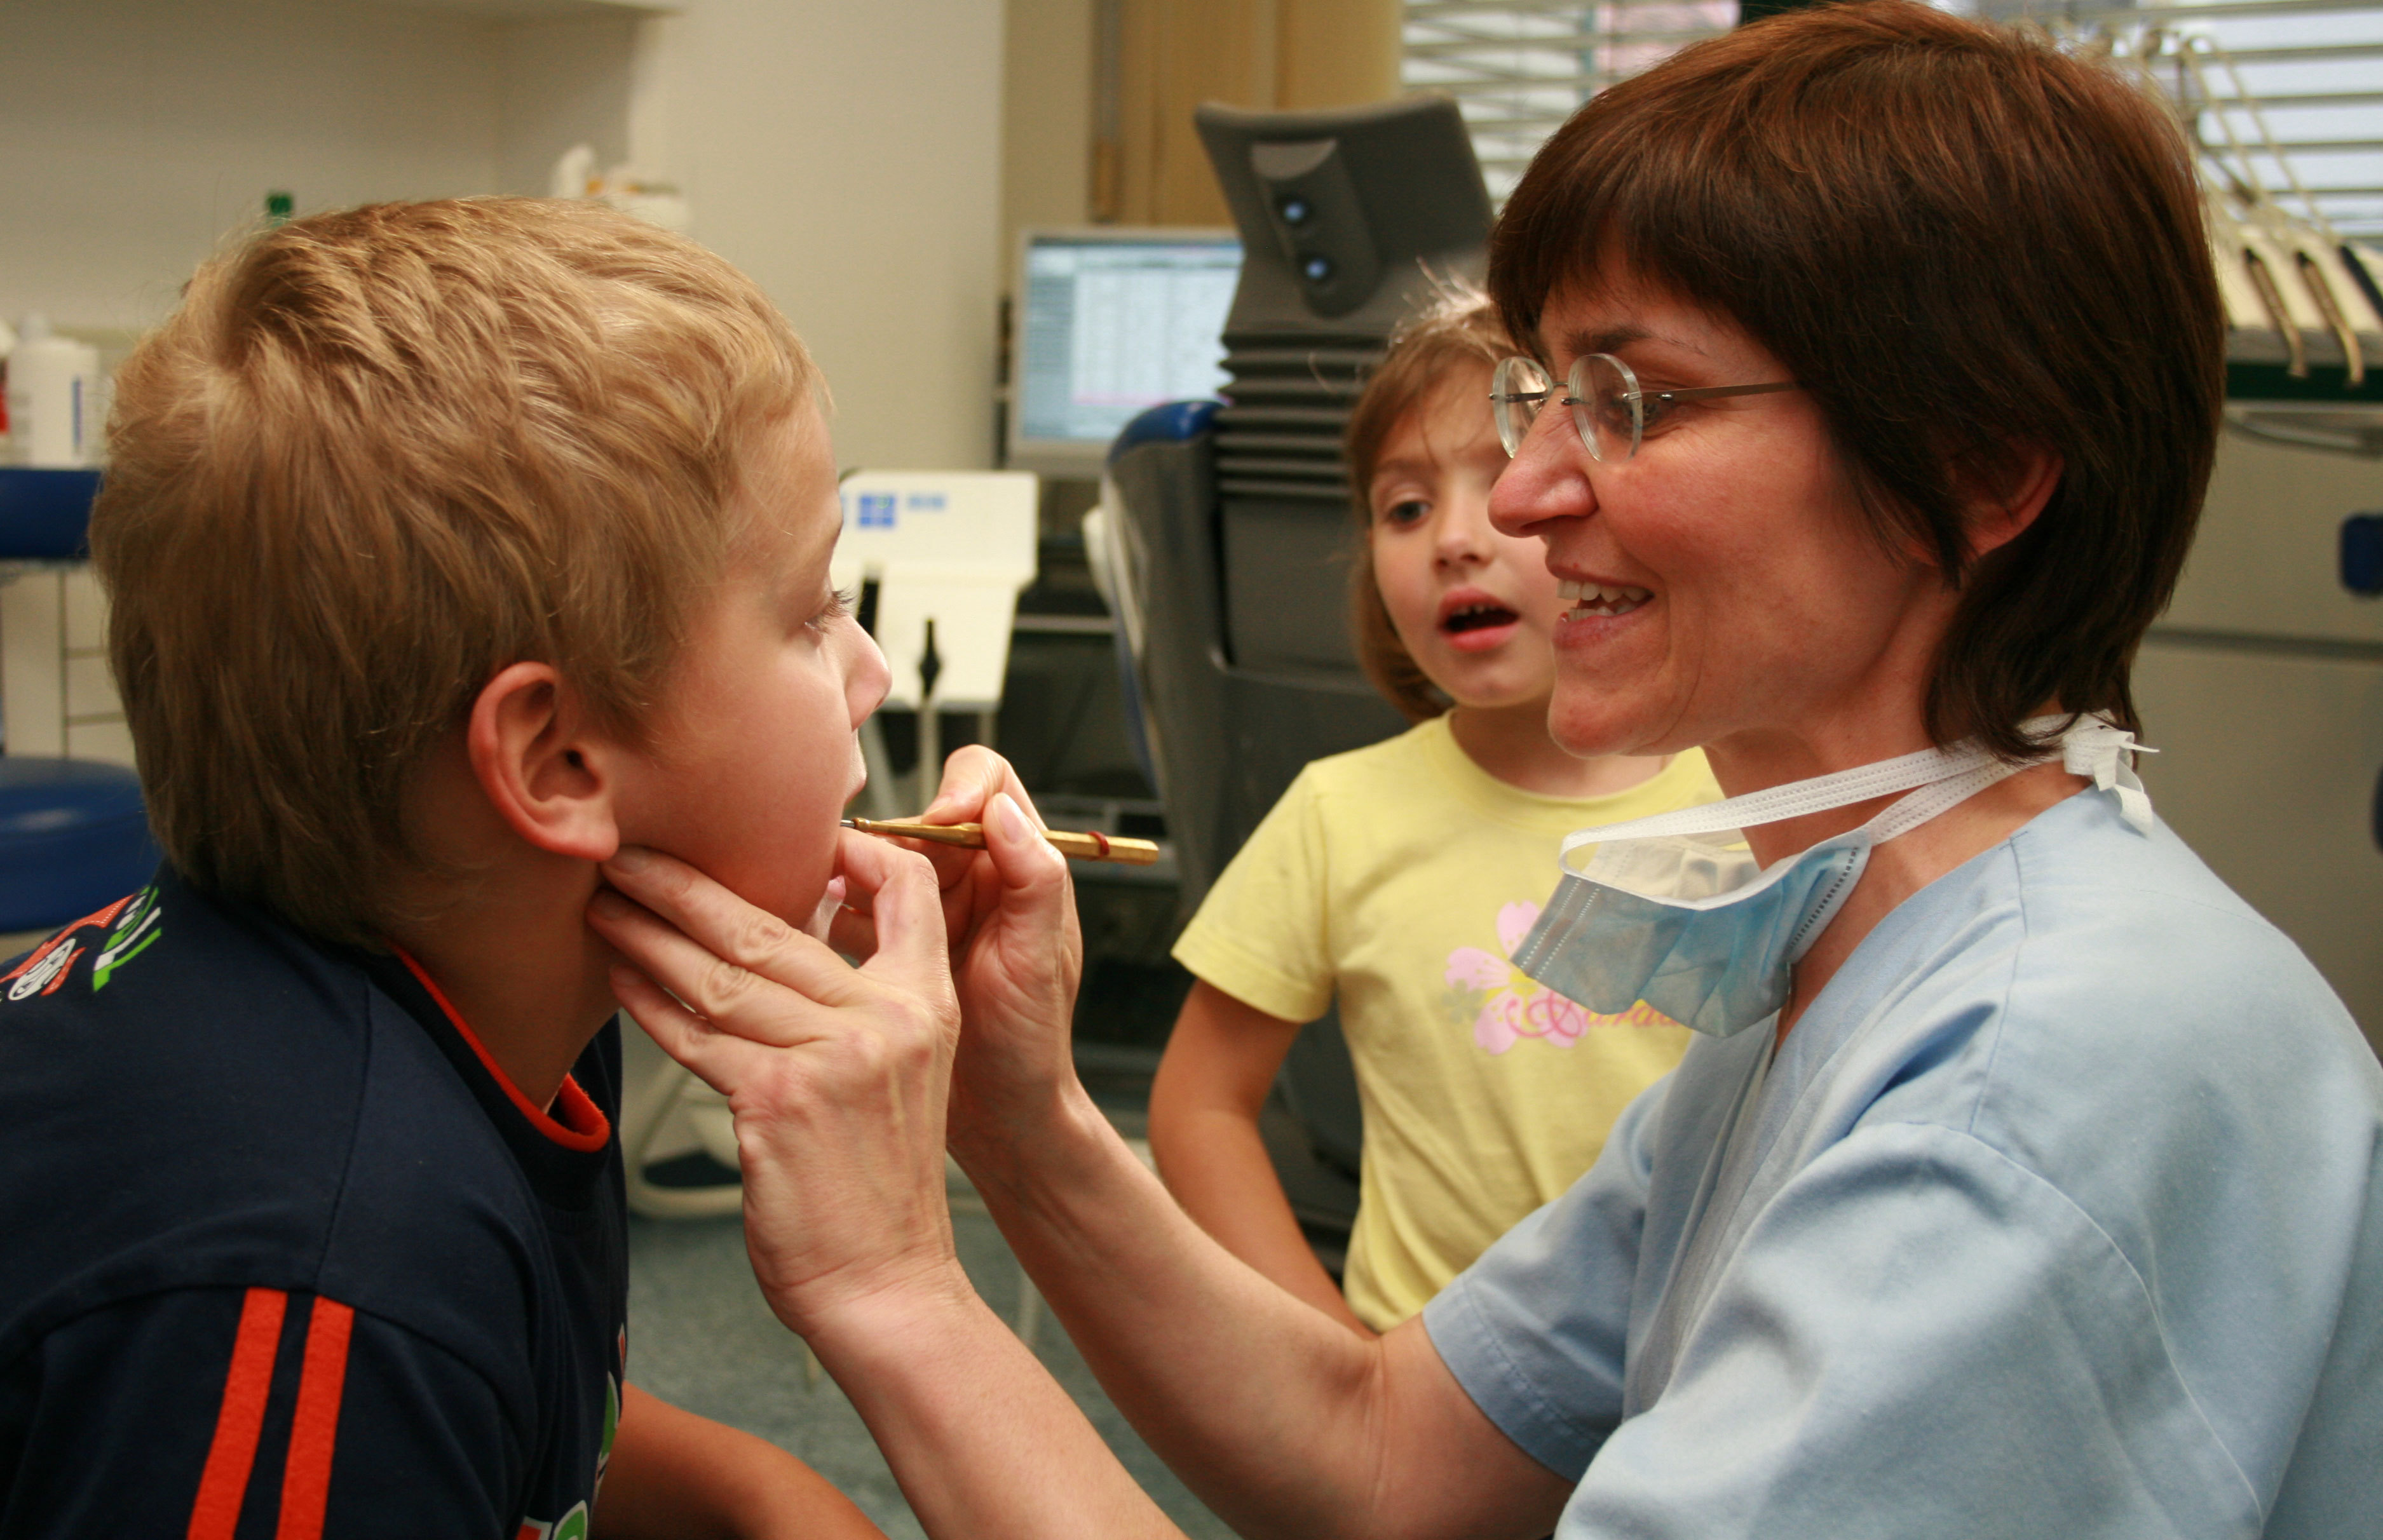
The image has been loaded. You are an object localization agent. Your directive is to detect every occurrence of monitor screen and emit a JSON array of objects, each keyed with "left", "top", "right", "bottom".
[{"left": 1009, "top": 229, "right": 1241, "bottom": 476}]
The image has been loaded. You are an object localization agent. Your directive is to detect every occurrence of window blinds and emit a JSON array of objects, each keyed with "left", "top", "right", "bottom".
[
  {"left": 1399, "top": 1, "right": 1737, "bottom": 201},
  {"left": 1405, "top": 0, "right": 2383, "bottom": 238}
]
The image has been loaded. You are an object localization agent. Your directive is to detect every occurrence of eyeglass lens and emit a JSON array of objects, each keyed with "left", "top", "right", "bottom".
[
  {"left": 1491, "top": 353, "right": 1644, "bottom": 463},
  {"left": 1573, "top": 354, "right": 1641, "bottom": 464},
  {"left": 1491, "top": 356, "right": 1551, "bottom": 458}
]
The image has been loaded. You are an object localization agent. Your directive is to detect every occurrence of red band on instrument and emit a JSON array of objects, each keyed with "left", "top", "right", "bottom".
[{"left": 1089, "top": 830, "right": 1110, "bottom": 858}]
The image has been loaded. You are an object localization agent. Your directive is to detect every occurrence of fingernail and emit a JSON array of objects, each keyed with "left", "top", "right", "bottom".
[
  {"left": 610, "top": 845, "right": 652, "bottom": 873},
  {"left": 993, "top": 792, "right": 1030, "bottom": 841},
  {"left": 588, "top": 890, "right": 631, "bottom": 920}
]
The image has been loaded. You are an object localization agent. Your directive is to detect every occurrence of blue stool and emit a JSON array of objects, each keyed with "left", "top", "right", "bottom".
[
  {"left": 0, "top": 468, "right": 103, "bottom": 560},
  {"left": 0, "top": 758, "right": 159, "bottom": 933}
]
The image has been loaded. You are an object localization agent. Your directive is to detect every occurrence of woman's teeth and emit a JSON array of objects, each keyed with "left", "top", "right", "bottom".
[{"left": 1556, "top": 579, "right": 1651, "bottom": 618}]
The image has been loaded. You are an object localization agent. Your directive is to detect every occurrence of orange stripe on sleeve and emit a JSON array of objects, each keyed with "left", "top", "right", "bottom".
[
  {"left": 187, "top": 1287, "right": 289, "bottom": 1540},
  {"left": 272, "top": 1297, "right": 356, "bottom": 1540}
]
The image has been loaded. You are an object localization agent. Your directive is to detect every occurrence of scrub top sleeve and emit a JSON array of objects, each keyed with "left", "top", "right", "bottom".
[
  {"left": 1422, "top": 1074, "right": 1666, "bottom": 1480},
  {"left": 3, "top": 1287, "right": 524, "bottom": 1540},
  {"left": 1561, "top": 1123, "right": 2264, "bottom": 1540}
]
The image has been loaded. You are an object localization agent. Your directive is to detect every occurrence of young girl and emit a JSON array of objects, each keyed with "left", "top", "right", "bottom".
[{"left": 1147, "top": 289, "right": 1723, "bottom": 1335}]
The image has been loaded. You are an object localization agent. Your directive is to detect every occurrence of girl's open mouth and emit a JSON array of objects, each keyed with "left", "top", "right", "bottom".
[
  {"left": 1443, "top": 600, "right": 1521, "bottom": 636},
  {"left": 1439, "top": 597, "right": 1523, "bottom": 653}
]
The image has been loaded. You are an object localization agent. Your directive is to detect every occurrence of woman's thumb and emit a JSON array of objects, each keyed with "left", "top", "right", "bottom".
[{"left": 984, "top": 792, "right": 1068, "bottom": 896}]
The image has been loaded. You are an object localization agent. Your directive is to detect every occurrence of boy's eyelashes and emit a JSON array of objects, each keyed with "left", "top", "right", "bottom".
[
  {"left": 806, "top": 585, "right": 857, "bottom": 630},
  {"left": 1375, "top": 497, "right": 1431, "bottom": 527}
]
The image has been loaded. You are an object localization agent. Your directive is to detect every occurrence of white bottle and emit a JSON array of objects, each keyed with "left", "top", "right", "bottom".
[{"left": 6, "top": 314, "right": 101, "bottom": 468}]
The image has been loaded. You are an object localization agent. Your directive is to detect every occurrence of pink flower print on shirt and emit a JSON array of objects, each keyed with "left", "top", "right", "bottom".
[{"left": 1447, "top": 901, "right": 1674, "bottom": 1053}]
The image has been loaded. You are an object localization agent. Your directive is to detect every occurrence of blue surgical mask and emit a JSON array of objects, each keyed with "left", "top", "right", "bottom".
[{"left": 1512, "top": 717, "right": 2154, "bottom": 1040}]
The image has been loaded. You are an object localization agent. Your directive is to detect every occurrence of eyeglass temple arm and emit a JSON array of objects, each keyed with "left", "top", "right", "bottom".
[{"left": 1660, "top": 381, "right": 1798, "bottom": 403}]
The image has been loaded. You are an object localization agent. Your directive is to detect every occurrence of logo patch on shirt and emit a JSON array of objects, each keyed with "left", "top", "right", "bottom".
[
  {"left": 1446, "top": 900, "right": 1678, "bottom": 1053},
  {"left": 91, "top": 886, "right": 163, "bottom": 991},
  {"left": 1, "top": 891, "right": 142, "bottom": 1003},
  {"left": 6, "top": 940, "right": 79, "bottom": 1001}
]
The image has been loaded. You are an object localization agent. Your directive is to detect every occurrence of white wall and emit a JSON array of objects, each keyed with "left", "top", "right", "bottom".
[
  {"left": 0, "top": 0, "right": 505, "bottom": 332},
  {"left": 0, "top": 0, "right": 1010, "bottom": 770},
  {"left": 498, "top": 12, "right": 642, "bottom": 199},
  {"left": 1003, "top": 0, "right": 1094, "bottom": 271},
  {"left": 0, "top": 0, "right": 1010, "bottom": 474},
  {"left": 641, "top": 0, "right": 1008, "bottom": 471}
]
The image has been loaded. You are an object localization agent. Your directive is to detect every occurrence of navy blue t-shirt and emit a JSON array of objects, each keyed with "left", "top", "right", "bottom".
[{"left": 0, "top": 867, "right": 628, "bottom": 1539}]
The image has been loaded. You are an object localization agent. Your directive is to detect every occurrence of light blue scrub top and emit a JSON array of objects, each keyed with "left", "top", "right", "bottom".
[{"left": 1423, "top": 788, "right": 2383, "bottom": 1537}]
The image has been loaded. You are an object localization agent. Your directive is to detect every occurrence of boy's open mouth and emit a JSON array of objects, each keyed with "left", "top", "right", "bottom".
[
  {"left": 1558, "top": 579, "right": 1652, "bottom": 619},
  {"left": 1442, "top": 600, "right": 1521, "bottom": 635}
]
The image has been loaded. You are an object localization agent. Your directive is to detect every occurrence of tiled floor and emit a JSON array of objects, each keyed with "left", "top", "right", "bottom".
[{"left": 626, "top": 1205, "right": 1239, "bottom": 1539}]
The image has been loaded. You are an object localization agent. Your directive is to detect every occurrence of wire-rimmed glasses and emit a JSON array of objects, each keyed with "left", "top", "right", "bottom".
[{"left": 1491, "top": 353, "right": 1799, "bottom": 462}]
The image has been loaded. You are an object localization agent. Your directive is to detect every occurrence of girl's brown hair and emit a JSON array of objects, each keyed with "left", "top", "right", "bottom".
[
  {"left": 1344, "top": 283, "right": 1514, "bottom": 723},
  {"left": 1491, "top": 0, "right": 2223, "bottom": 759}
]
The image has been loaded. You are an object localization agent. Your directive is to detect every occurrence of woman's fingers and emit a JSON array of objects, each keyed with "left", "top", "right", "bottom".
[
  {"left": 921, "top": 745, "right": 1047, "bottom": 830},
  {"left": 599, "top": 846, "right": 848, "bottom": 985},
  {"left": 983, "top": 791, "right": 1069, "bottom": 888},
  {"left": 804, "top": 875, "right": 848, "bottom": 945},
  {"left": 825, "top": 904, "right": 879, "bottom": 961},
  {"left": 592, "top": 840, "right": 954, "bottom": 1043},
  {"left": 831, "top": 830, "right": 953, "bottom": 988},
  {"left": 608, "top": 960, "right": 751, "bottom": 1093},
  {"left": 589, "top": 886, "right": 832, "bottom": 1043}
]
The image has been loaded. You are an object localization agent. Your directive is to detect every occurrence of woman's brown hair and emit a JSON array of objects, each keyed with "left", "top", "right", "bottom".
[
  {"left": 1345, "top": 284, "right": 1514, "bottom": 722},
  {"left": 1490, "top": 0, "right": 2224, "bottom": 758}
]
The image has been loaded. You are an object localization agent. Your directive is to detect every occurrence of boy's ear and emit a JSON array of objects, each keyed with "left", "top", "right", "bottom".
[{"left": 465, "top": 662, "right": 623, "bottom": 863}]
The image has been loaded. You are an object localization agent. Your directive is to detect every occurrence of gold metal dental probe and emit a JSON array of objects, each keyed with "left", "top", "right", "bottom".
[{"left": 841, "top": 817, "right": 1162, "bottom": 866}]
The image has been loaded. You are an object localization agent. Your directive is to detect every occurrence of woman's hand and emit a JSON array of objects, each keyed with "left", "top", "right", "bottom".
[
  {"left": 890, "top": 750, "right": 1089, "bottom": 1175},
  {"left": 587, "top": 834, "right": 967, "bottom": 1339}
]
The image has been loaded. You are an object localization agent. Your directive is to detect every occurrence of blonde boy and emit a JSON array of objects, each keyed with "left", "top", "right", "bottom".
[{"left": 0, "top": 200, "right": 888, "bottom": 1538}]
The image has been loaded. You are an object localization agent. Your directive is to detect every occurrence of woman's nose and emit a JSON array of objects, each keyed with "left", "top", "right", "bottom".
[{"left": 1489, "top": 411, "right": 1595, "bottom": 542}]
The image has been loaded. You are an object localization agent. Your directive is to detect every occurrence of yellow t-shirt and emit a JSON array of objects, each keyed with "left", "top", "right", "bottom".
[{"left": 1171, "top": 715, "right": 1723, "bottom": 1330}]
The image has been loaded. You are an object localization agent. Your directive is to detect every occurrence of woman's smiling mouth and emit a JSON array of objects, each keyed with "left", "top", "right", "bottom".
[{"left": 1556, "top": 578, "right": 1652, "bottom": 619}]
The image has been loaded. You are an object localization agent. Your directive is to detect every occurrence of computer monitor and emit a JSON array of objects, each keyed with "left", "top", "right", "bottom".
[{"left": 1007, "top": 228, "right": 1242, "bottom": 478}]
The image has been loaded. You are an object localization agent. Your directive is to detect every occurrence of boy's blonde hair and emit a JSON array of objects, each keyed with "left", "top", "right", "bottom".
[
  {"left": 1343, "top": 283, "right": 1512, "bottom": 723},
  {"left": 91, "top": 198, "right": 819, "bottom": 945}
]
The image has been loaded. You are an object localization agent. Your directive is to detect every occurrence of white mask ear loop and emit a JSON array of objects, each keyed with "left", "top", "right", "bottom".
[
  {"left": 1875, "top": 715, "right": 2158, "bottom": 841},
  {"left": 2060, "top": 719, "right": 2158, "bottom": 833},
  {"left": 1555, "top": 713, "right": 2156, "bottom": 873},
  {"left": 1556, "top": 737, "right": 2006, "bottom": 868},
  {"left": 1859, "top": 754, "right": 2035, "bottom": 844}
]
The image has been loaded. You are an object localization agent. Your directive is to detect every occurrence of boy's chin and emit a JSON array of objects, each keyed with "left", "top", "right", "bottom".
[{"left": 653, "top": 850, "right": 833, "bottom": 939}]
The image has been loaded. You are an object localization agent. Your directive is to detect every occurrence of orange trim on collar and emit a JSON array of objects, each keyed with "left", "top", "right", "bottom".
[{"left": 391, "top": 949, "right": 611, "bottom": 1154}]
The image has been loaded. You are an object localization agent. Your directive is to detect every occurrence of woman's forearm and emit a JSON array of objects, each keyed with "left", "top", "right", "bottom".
[
  {"left": 806, "top": 1270, "right": 1187, "bottom": 1540},
  {"left": 1151, "top": 1101, "right": 1371, "bottom": 1333},
  {"left": 955, "top": 1088, "right": 1407, "bottom": 1540}
]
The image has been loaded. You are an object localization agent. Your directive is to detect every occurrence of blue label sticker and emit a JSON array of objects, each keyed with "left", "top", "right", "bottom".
[{"left": 857, "top": 492, "right": 897, "bottom": 529}]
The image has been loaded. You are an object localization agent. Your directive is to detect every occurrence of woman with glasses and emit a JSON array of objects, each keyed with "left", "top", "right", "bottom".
[{"left": 595, "top": 4, "right": 2382, "bottom": 1536}]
